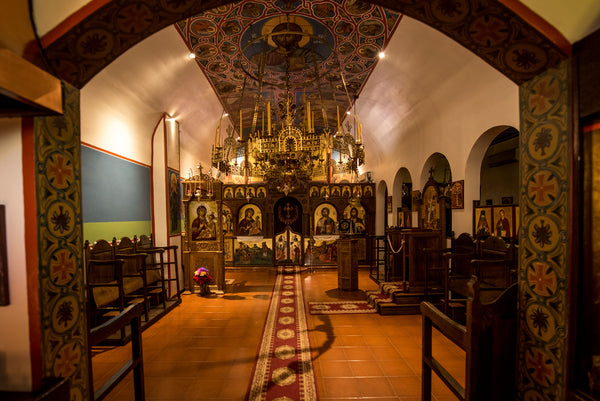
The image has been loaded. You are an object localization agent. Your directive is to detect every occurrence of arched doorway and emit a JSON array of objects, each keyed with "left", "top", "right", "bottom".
[
  {"left": 24, "top": 2, "right": 574, "bottom": 400},
  {"left": 375, "top": 180, "right": 388, "bottom": 235},
  {"left": 392, "top": 167, "right": 413, "bottom": 227},
  {"left": 273, "top": 197, "right": 303, "bottom": 265}
]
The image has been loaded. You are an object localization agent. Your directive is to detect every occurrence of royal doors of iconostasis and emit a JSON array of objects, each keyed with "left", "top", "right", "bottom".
[{"left": 273, "top": 197, "right": 303, "bottom": 265}]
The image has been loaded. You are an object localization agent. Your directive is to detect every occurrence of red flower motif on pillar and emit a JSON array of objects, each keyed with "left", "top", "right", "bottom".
[{"left": 525, "top": 348, "right": 556, "bottom": 386}]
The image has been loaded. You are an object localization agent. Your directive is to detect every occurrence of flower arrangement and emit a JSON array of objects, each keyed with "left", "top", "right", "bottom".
[
  {"left": 193, "top": 267, "right": 212, "bottom": 296},
  {"left": 193, "top": 267, "right": 212, "bottom": 284}
]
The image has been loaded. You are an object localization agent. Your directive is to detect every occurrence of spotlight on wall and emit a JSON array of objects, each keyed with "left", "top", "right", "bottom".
[
  {"left": 378, "top": 51, "right": 385, "bottom": 59},
  {"left": 188, "top": 53, "right": 196, "bottom": 59}
]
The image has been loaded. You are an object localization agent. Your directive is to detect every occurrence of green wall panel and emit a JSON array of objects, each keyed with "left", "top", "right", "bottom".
[{"left": 83, "top": 221, "right": 151, "bottom": 244}]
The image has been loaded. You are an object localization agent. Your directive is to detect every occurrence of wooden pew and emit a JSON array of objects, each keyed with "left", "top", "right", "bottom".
[{"left": 421, "top": 276, "right": 517, "bottom": 401}]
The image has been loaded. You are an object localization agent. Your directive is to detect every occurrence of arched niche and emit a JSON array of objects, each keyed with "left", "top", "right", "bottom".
[
  {"left": 418, "top": 153, "right": 452, "bottom": 236},
  {"left": 420, "top": 153, "right": 451, "bottom": 190}
]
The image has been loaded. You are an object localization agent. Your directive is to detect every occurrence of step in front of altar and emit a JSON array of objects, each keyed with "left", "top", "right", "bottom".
[{"left": 366, "top": 281, "right": 443, "bottom": 315}]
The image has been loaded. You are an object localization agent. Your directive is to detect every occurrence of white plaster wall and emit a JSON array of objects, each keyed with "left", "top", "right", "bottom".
[
  {"left": 0, "top": 118, "right": 32, "bottom": 391},
  {"left": 81, "top": 26, "right": 221, "bottom": 167},
  {"left": 153, "top": 119, "right": 168, "bottom": 246},
  {"left": 33, "top": 0, "right": 89, "bottom": 36},
  {"left": 359, "top": 17, "right": 519, "bottom": 235}
]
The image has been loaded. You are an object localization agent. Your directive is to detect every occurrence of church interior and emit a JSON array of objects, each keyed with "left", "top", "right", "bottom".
[{"left": 1, "top": 0, "right": 600, "bottom": 400}]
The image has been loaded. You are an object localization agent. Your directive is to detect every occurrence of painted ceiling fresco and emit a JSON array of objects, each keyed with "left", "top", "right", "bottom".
[{"left": 176, "top": 0, "right": 402, "bottom": 136}]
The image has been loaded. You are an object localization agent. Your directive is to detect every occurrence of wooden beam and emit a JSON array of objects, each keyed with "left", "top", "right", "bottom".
[{"left": 0, "top": 48, "right": 62, "bottom": 116}]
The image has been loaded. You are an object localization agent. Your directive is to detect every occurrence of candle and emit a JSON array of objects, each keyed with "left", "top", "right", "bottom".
[
  {"left": 218, "top": 113, "right": 222, "bottom": 145},
  {"left": 307, "top": 101, "right": 311, "bottom": 132},
  {"left": 267, "top": 101, "right": 271, "bottom": 136}
]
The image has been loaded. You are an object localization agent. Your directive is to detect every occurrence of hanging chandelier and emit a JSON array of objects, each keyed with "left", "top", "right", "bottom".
[{"left": 210, "top": 16, "right": 365, "bottom": 186}]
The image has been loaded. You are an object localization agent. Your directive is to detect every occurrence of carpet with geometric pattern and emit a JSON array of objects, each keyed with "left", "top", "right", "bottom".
[
  {"left": 245, "top": 266, "right": 317, "bottom": 400},
  {"left": 308, "top": 301, "right": 377, "bottom": 314}
]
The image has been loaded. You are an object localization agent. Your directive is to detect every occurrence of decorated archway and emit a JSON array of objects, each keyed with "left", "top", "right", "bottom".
[{"left": 25, "top": 1, "right": 573, "bottom": 400}]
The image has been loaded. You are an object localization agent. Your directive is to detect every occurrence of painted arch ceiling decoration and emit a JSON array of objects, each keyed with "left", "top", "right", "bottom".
[
  {"left": 175, "top": 1, "right": 402, "bottom": 134},
  {"left": 38, "top": 0, "right": 570, "bottom": 91}
]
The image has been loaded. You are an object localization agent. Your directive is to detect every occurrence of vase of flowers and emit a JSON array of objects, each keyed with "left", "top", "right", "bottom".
[{"left": 193, "top": 267, "right": 212, "bottom": 296}]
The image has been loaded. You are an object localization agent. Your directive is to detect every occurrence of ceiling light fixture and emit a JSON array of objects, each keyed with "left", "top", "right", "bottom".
[
  {"left": 188, "top": 53, "right": 196, "bottom": 59},
  {"left": 209, "top": 18, "right": 365, "bottom": 189}
]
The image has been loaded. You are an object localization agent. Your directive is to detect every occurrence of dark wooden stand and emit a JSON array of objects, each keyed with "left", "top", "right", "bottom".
[
  {"left": 386, "top": 228, "right": 442, "bottom": 290},
  {"left": 338, "top": 237, "right": 358, "bottom": 290}
]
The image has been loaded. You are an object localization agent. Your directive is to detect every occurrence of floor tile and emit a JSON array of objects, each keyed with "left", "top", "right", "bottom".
[{"left": 91, "top": 269, "right": 467, "bottom": 401}]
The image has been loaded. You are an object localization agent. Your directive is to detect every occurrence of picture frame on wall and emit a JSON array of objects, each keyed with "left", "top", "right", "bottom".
[
  {"left": 473, "top": 203, "right": 519, "bottom": 240},
  {"left": 450, "top": 180, "right": 464, "bottom": 209},
  {"left": 411, "top": 190, "right": 421, "bottom": 212},
  {"left": 397, "top": 207, "right": 412, "bottom": 228},
  {"left": 492, "top": 206, "right": 513, "bottom": 238},
  {"left": 168, "top": 170, "right": 181, "bottom": 236},
  {"left": 386, "top": 196, "right": 392, "bottom": 213},
  {"left": 189, "top": 200, "right": 219, "bottom": 241},
  {"left": 473, "top": 206, "right": 492, "bottom": 238},
  {"left": 0, "top": 205, "right": 8, "bottom": 305}
]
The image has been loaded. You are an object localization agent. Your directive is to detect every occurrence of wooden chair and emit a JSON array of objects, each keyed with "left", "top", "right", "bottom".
[
  {"left": 422, "top": 236, "right": 446, "bottom": 303},
  {"left": 441, "top": 233, "right": 478, "bottom": 318},
  {"left": 84, "top": 240, "right": 126, "bottom": 328},
  {"left": 421, "top": 276, "right": 517, "bottom": 401},
  {"left": 135, "top": 234, "right": 180, "bottom": 304},
  {"left": 472, "top": 235, "right": 514, "bottom": 288},
  {"left": 114, "top": 237, "right": 150, "bottom": 321}
]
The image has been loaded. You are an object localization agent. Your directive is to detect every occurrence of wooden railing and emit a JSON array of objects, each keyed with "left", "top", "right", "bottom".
[
  {"left": 88, "top": 303, "right": 145, "bottom": 401},
  {"left": 420, "top": 276, "right": 517, "bottom": 401}
]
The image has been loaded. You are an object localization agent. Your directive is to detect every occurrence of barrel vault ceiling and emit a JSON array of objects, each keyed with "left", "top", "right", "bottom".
[
  {"left": 64, "top": 0, "right": 600, "bottom": 172},
  {"left": 174, "top": 1, "right": 402, "bottom": 135}
]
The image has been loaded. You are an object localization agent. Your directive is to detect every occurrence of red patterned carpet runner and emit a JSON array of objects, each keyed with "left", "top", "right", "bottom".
[{"left": 246, "top": 267, "right": 317, "bottom": 400}]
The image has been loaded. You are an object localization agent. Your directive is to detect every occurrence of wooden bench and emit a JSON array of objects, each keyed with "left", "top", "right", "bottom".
[{"left": 420, "top": 276, "right": 517, "bottom": 401}]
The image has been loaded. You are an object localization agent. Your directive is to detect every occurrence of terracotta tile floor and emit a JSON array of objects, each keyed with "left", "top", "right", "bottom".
[{"left": 91, "top": 269, "right": 464, "bottom": 400}]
